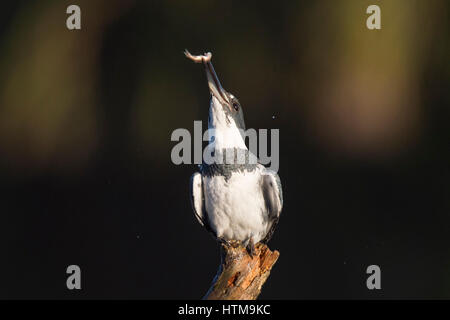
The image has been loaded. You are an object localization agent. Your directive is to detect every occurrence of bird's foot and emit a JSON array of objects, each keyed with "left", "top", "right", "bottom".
[
  {"left": 219, "top": 238, "right": 240, "bottom": 249},
  {"left": 246, "top": 237, "right": 256, "bottom": 258},
  {"left": 227, "top": 240, "right": 241, "bottom": 248}
]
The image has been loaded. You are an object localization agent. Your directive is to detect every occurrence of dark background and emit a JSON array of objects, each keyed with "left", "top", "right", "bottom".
[{"left": 0, "top": 0, "right": 449, "bottom": 299}]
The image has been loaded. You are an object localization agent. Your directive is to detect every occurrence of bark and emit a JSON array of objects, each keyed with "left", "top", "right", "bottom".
[{"left": 203, "top": 242, "right": 280, "bottom": 300}]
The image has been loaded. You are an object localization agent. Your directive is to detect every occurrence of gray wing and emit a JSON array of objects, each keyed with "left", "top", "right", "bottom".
[
  {"left": 189, "top": 172, "right": 216, "bottom": 237},
  {"left": 261, "top": 169, "right": 283, "bottom": 243},
  {"left": 190, "top": 172, "right": 206, "bottom": 227}
]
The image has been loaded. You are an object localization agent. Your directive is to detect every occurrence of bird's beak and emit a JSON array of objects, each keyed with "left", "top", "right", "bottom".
[
  {"left": 204, "top": 60, "right": 229, "bottom": 106},
  {"left": 184, "top": 50, "right": 229, "bottom": 106}
]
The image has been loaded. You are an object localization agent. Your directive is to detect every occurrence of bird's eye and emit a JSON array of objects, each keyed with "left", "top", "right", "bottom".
[{"left": 233, "top": 102, "right": 239, "bottom": 111}]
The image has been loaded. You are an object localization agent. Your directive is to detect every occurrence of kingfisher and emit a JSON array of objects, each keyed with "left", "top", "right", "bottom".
[{"left": 185, "top": 50, "right": 283, "bottom": 255}]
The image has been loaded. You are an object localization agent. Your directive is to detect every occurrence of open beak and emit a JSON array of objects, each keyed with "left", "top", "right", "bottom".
[{"left": 204, "top": 60, "right": 229, "bottom": 106}]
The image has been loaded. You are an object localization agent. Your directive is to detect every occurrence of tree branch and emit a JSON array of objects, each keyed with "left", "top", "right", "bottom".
[{"left": 203, "top": 242, "right": 280, "bottom": 300}]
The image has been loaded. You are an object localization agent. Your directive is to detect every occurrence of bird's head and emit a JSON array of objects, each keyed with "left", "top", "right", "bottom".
[{"left": 185, "top": 50, "right": 246, "bottom": 150}]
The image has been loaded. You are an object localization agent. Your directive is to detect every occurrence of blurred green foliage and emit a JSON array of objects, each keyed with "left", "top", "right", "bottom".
[{"left": 0, "top": 0, "right": 448, "bottom": 174}]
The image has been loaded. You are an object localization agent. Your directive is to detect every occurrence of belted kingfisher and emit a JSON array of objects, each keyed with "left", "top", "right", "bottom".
[{"left": 185, "top": 50, "right": 283, "bottom": 255}]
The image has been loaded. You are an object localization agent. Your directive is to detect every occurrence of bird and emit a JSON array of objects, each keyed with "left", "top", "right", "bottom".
[{"left": 185, "top": 50, "right": 283, "bottom": 255}]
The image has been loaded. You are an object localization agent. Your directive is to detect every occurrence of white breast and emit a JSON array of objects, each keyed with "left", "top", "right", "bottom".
[{"left": 203, "top": 168, "right": 268, "bottom": 243}]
